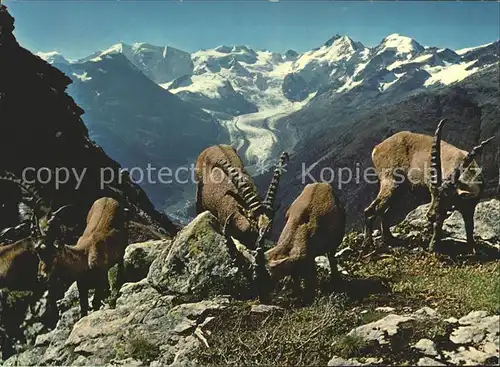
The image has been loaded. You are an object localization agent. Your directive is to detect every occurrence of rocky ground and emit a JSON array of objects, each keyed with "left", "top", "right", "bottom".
[{"left": 1, "top": 200, "right": 499, "bottom": 366}]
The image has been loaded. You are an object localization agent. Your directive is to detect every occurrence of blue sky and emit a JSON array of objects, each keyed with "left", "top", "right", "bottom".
[{"left": 4, "top": 0, "right": 499, "bottom": 60}]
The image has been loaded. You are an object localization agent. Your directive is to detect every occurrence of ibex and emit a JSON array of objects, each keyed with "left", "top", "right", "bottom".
[
  {"left": 0, "top": 174, "right": 69, "bottom": 291},
  {"left": 196, "top": 144, "right": 288, "bottom": 248},
  {"left": 364, "top": 119, "right": 494, "bottom": 252},
  {"left": 0, "top": 238, "right": 39, "bottom": 291},
  {"left": 265, "top": 182, "right": 346, "bottom": 300},
  {"left": 36, "top": 197, "right": 128, "bottom": 318}
]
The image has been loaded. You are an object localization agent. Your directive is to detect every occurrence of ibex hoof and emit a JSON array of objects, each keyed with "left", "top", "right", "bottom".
[
  {"left": 362, "top": 238, "right": 373, "bottom": 248},
  {"left": 108, "top": 298, "right": 117, "bottom": 309}
]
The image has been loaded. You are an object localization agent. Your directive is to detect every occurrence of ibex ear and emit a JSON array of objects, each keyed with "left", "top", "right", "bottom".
[
  {"left": 52, "top": 239, "right": 62, "bottom": 249},
  {"left": 34, "top": 241, "right": 47, "bottom": 252}
]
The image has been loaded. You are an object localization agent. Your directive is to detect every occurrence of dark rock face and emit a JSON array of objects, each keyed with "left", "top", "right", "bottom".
[
  {"left": 284, "top": 49, "right": 299, "bottom": 61},
  {"left": 282, "top": 73, "right": 310, "bottom": 102},
  {"left": 0, "top": 6, "right": 178, "bottom": 236},
  {"left": 461, "top": 40, "right": 500, "bottom": 68}
]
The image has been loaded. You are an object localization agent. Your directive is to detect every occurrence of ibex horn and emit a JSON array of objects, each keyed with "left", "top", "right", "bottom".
[
  {"left": 30, "top": 213, "right": 41, "bottom": 237},
  {"left": 442, "top": 135, "right": 496, "bottom": 189},
  {"left": 0, "top": 172, "right": 44, "bottom": 211},
  {"left": 263, "top": 152, "right": 289, "bottom": 211},
  {"left": 46, "top": 205, "right": 72, "bottom": 227},
  {"left": 215, "top": 158, "right": 263, "bottom": 212},
  {"left": 0, "top": 227, "right": 15, "bottom": 239},
  {"left": 222, "top": 211, "right": 236, "bottom": 237},
  {"left": 430, "top": 119, "right": 446, "bottom": 189}
]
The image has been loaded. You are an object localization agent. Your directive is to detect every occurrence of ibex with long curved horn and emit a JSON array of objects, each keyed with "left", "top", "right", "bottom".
[
  {"left": 427, "top": 120, "right": 494, "bottom": 251},
  {"left": 0, "top": 173, "right": 70, "bottom": 291},
  {"left": 364, "top": 119, "right": 495, "bottom": 252},
  {"left": 195, "top": 145, "right": 288, "bottom": 248},
  {"left": 0, "top": 237, "right": 39, "bottom": 291}
]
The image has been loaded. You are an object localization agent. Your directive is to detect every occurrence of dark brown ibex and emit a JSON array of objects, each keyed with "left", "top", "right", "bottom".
[
  {"left": 36, "top": 197, "right": 128, "bottom": 318},
  {"left": 0, "top": 173, "right": 69, "bottom": 291},
  {"left": 196, "top": 144, "right": 288, "bottom": 248},
  {"left": 0, "top": 238, "right": 39, "bottom": 291},
  {"left": 265, "top": 182, "right": 346, "bottom": 299},
  {"left": 364, "top": 119, "right": 494, "bottom": 252}
]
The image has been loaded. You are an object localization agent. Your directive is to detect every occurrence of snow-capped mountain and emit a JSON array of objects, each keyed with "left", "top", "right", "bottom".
[
  {"left": 77, "top": 42, "right": 194, "bottom": 84},
  {"left": 36, "top": 51, "right": 70, "bottom": 65},
  {"left": 41, "top": 35, "right": 497, "bottom": 117},
  {"left": 38, "top": 34, "right": 498, "bottom": 216}
]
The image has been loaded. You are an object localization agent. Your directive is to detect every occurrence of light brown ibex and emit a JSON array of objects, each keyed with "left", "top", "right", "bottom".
[
  {"left": 364, "top": 119, "right": 495, "bottom": 252},
  {"left": 196, "top": 144, "right": 289, "bottom": 249},
  {"left": 264, "top": 182, "right": 346, "bottom": 300},
  {"left": 35, "top": 197, "right": 129, "bottom": 318}
]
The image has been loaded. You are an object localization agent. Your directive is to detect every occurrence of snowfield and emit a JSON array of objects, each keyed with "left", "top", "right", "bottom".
[{"left": 423, "top": 60, "right": 480, "bottom": 87}]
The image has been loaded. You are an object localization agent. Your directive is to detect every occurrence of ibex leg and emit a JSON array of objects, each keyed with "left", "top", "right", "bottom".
[
  {"left": 77, "top": 280, "right": 89, "bottom": 317},
  {"left": 45, "top": 282, "right": 60, "bottom": 328},
  {"left": 109, "top": 259, "right": 124, "bottom": 308},
  {"left": 302, "top": 260, "right": 317, "bottom": 304},
  {"left": 253, "top": 247, "right": 272, "bottom": 303},
  {"left": 327, "top": 252, "right": 339, "bottom": 286},
  {"left": 364, "top": 181, "right": 396, "bottom": 246},
  {"left": 380, "top": 207, "right": 396, "bottom": 243},
  {"left": 195, "top": 182, "right": 204, "bottom": 215},
  {"left": 460, "top": 204, "right": 476, "bottom": 254},
  {"left": 428, "top": 204, "right": 445, "bottom": 252},
  {"left": 92, "top": 272, "right": 108, "bottom": 312}
]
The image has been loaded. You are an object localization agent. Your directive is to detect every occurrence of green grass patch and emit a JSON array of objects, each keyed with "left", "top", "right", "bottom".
[
  {"left": 193, "top": 295, "right": 361, "bottom": 366},
  {"left": 191, "top": 237, "right": 499, "bottom": 365},
  {"left": 332, "top": 334, "right": 369, "bottom": 359},
  {"left": 352, "top": 249, "right": 500, "bottom": 316},
  {"left": 115, "top": 334, "right": 160, "bottom": 364}
]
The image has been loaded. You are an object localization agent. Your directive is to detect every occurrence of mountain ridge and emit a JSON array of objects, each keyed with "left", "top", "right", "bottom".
[{"left": 35, "top": 33, "right": 498, "bottom": 219}]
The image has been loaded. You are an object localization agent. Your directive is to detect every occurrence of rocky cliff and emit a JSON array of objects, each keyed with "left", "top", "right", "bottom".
[{"left": 0, "top": 6, "right": 178, "bottom": 236}]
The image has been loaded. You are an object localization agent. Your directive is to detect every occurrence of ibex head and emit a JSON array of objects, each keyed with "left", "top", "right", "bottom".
[
  {"left": 0, "top": 173, "right": 71, "bottom": 278},
  {"left": 430, "top": 119, "right": 495, "bottom": 215},
  {"left": 216, "top": 152, "right": 289, "bottom": 246},
  {"left": 31, "top": 203, "right": 73, "bottom": 282}
]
